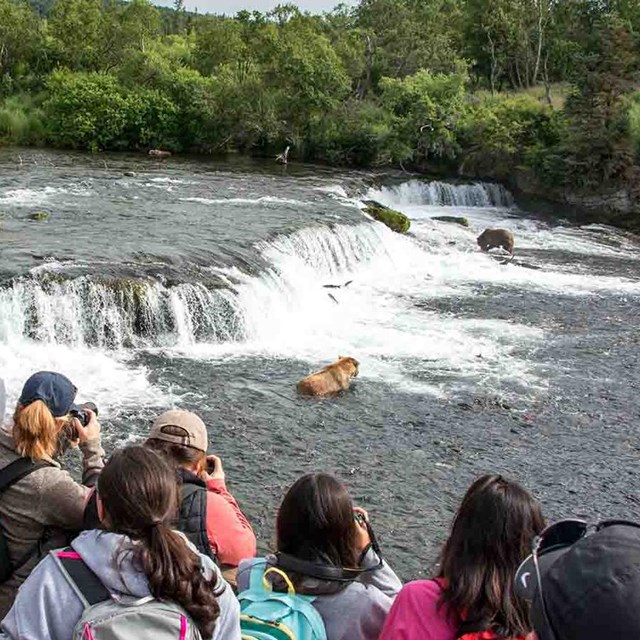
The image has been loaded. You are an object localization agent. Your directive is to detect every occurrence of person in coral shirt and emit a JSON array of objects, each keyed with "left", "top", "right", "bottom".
[{"left": 145, "top": 409, "right": 256, "bottom": 583}]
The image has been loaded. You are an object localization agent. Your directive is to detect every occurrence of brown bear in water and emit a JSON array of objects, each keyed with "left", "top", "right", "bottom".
[
  {"left": 296, "top": 356, "right": 359, "bottom": 396},
  {"left": 477, "top": 228, "right": 514, "bottom": 255}
]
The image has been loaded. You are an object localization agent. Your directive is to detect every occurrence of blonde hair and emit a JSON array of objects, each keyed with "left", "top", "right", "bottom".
[{"left": 13, "top": 401, "right": 61, "bottom": 460}]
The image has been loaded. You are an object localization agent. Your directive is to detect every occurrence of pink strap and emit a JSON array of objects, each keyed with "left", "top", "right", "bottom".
[
  {"left": 179, "top": 614, "right": 187, "bottom": 640},
  {"left": 57, "top": 551, "right": 82, "bottom": 559},
  {"left": 84, "top": 623, "right": 95, "bottom": 640}
]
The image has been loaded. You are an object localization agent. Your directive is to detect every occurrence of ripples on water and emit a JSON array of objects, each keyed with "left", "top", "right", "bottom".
[{"left": 0, "top": 149, "right": 639, "bottom": 578}]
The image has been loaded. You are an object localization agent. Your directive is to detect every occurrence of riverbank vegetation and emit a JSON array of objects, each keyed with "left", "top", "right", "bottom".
[{"left": 0, "top": 0, "right": 639, "bottom": 225}]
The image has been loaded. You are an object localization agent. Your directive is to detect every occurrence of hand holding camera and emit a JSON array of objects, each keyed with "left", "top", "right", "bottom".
[
  {"left": 353, "top": 507, "right": 372, "bottom": 556},
  {"left": 70, "top": 403, "right": 101, "bottom": 444},
  {"left": 202, "top": 454, "right": 225, "bottom": 483}
]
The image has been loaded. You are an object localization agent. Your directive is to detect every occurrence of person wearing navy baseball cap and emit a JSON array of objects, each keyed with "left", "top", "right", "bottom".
[
  {"left": 515, "top": 519, "right": 640, "bottom": 640},
  {"left": 0, "top": 371, "right": 105, "bottom": 616}
]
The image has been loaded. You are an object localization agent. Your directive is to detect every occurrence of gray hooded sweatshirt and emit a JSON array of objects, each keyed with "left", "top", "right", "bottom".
[
  {"left": 237, "top": 549, "right": 402, "bottom": 640},
  {"left": 0, "top": 529, "right": 241, "bottom": 640}
]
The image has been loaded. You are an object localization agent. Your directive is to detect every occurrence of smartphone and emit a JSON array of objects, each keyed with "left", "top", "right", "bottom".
[
  {"left": 206, "top": 458, "right": 216, "bottom": 474},
  {"left": 354, "top": 511, "right": 367, "bottom": 525}
]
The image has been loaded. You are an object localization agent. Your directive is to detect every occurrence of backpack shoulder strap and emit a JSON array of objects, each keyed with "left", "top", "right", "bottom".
[
  {"left": 0, "top": 458, "right": 52, "bottom": 494},
  {"left": 53, "top": 548, "right": 111, "bottom": 607}
]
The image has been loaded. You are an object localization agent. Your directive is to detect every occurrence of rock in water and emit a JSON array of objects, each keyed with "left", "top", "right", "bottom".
[
  {"left": 148, "top": 149, "right": 171, "bottom": 158},
  {"left": 432, "top": 215, "right": 469, "bottom": 227},
  {"left": 362, "top": 201, "right": 410, "bottom": 234},
  {"left": 28, "top": 212, "right": 49, "bottom": 221}
]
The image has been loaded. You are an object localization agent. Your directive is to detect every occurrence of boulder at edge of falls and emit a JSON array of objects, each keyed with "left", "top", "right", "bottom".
[
  {"left": 361, "top": 200, "right": 411, "bottom": 234},
  {"left": 28, "top": 211, "right": 49, "bottom": 221},
  {"left": 432, "top": 215, "right": 469, "bottom": 227}
]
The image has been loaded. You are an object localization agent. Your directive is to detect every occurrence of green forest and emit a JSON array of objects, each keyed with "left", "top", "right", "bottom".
[{"left": 1, "top": 0, "right": 639, "bottom": 223}]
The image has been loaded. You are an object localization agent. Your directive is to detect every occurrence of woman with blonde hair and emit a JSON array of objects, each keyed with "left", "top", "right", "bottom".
[{"left": 0, "top": 371, "right": 104, "bottom": 616}]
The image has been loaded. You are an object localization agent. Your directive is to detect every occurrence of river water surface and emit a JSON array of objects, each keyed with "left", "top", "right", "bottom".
[{"left": 1, "top": 148, "right": 639, "bottom": 578}]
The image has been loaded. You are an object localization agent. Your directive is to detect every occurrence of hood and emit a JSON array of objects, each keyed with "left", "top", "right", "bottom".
[{"left": 72, "top": 529, "right": 223, "bottom": 598}]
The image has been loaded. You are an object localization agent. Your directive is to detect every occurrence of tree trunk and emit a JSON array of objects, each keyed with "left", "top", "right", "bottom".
[
  {"left": 487, "top": 30, "right": 498, "bottom": 95},
  {"left": 532, "top": 0, "right": 545, "bottom": 85},
  {"left": 542, "top": 51, "right": 552, "bottom": 105},
  {"left": 356, "top": 33, "right": 373, "bottom": 100}
]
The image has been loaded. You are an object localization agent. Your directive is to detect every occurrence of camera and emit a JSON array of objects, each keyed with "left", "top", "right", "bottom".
[
  {"left": 69, "top": 402, "right": 99, "bottom": 428},
  {"left": 354, "top": 511, "right": 367, "bottom": 525},
  {"left": 206, "top": 457, "right": 216, "bottom": 474}
]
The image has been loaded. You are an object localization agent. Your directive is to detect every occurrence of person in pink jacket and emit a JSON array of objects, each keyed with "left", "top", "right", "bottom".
[{"left": 379, "top": 474, "right": 545, "bottom": 640}]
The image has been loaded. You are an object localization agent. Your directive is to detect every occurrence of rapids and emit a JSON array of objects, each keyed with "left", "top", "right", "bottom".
[{"left": 0, "top": 149, "right": 639, "bottom": 577}]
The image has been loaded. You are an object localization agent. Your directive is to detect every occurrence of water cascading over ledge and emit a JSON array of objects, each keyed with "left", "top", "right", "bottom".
[
  {"left": 0, "top": 275, "right": 247, "bottom": 348},
  {"left": 367, "top": 180, "right": 514, "bottom": 209},
  {"left": 0, "top": 221, "right": 399, "bottom": 350}
]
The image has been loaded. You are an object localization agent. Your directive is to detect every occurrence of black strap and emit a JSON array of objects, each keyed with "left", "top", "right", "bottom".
[
  {"left": 0, "top": 458, "right": 53, "bottom": 494},
  {"left": 58, "top": 549, "right": 111, "bottom": 606}
]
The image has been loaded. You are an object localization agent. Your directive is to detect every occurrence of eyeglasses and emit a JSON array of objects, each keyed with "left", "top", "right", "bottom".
[{"left": 531, "top": 518, "right": 640, "bottom": 640}]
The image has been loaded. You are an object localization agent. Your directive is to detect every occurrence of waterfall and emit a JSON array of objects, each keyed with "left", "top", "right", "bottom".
[
  {"left": 0, "top": 222, "right": 399, "bottom": 350},
  {"left": 367, "top": 180, "right": 514, "bottom": 208},
  {"left": 0, "top": 276, "right": 247, "bottom": 349}
]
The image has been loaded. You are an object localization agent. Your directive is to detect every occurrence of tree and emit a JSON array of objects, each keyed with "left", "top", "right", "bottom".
[
  {"left": 561, "top": 13, "right": 640, "bottom": 190},
  {"left": 48, "top": 0, "right": 104, "bottom": 70},
  {"left": 0, "top": 0, "right": 43, "bottom": 91}
]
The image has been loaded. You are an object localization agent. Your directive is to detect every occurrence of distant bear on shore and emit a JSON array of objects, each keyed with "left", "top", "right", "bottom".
[
  {"left": 477, "top": 228, "right": 514, "bottom": 255},
  {"left": 296, "top": 357, "right": 359, "bottom": 396}
]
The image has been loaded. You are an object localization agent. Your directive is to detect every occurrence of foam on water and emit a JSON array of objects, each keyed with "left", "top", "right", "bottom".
[
  {"left": 0, "top": 185, "right": 91, "bottom": 206},
  {"left": 0, "top": 341, "right": 170, "bottom": 425},
  {"left": 182, "top": 196, "right": 309, "bottom": 207}
]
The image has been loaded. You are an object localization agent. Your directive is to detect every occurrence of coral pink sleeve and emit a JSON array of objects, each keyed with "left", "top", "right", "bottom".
[{"left": 205, "top": 478, "right": 256, "bottom": 567}]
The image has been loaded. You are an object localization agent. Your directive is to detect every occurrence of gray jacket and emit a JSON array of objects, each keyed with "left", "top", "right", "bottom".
[
  {"left": 237, "top": 550, "right": 402, "bottom": 640},
  {"left": 0, "top": 429, "right": 104, "bottom": 617},
  {"left": 0, "top": 529, "right": 241, "bottom": 640}
]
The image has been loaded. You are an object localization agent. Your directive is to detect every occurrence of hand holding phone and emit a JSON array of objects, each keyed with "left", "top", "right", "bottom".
[{"left": 353, "top": 507, "right": 371, "bottom": 555}]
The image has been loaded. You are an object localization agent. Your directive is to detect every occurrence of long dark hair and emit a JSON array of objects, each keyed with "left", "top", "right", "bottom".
[
  {"left": 277, "top": 473, "right": 358, "bottom": 568},
  {"left": 98, "top": 446, "right": 220, "bottom": 637},
  {"left": 438, "top": 474, "right": 545, "bottom": 637}
]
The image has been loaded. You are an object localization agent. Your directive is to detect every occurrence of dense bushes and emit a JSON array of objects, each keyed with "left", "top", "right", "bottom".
[
  {"left": 0, "top": 94, "right": 44, "bottom": 145},
  {"left": 458, "top": 95, "right": 564, "bottom": 180}
]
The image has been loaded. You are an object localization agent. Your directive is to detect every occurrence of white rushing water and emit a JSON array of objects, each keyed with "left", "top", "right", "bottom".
[{"left": 1, "top": 177, "right": 639, "bottom": 417}]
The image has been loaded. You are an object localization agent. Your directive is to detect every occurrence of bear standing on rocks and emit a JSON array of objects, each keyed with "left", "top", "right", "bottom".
[
  {"left": 477, "top": 228, "right": 514, "bottom": 255},
  {"left": 296, "top": 357, "right": 359, "bottom": 396}
]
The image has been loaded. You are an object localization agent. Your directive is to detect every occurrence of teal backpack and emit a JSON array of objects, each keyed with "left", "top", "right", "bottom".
[{"left": 238, "top": 563, "right": 327, "bottom": 640}]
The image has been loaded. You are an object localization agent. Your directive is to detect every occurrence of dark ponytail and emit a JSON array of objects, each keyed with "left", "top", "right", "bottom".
[{"left": 98, "top": 446, "right": 220, "bottom": 637}]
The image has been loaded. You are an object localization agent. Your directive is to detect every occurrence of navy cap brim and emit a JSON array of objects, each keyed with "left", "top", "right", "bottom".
[{"left": 515, "top": 547, "right": 570, "bottom": 600}]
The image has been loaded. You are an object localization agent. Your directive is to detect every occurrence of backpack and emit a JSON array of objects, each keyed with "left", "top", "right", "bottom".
[
  {"left": 238, "top": 562, "right": 327, "bottom": 640},
  {"left": 0, "top": 457, "right": 55, "bottom": 583},
  {"left": 52, "top": 548, "right": 203, "bottom": 640}
]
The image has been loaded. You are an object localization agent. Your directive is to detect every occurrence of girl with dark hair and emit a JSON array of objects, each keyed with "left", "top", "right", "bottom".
[
  {"left": 379, "top": 474, "right": 545, "bottom": 640},
  {"left": 0, "top": 445, "right": 240, "bottom": 640},
  {"left": 237, "top": 472, "right": 402, "bottom": 640}
]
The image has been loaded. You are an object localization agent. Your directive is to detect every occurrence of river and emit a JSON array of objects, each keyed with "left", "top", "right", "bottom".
[{"left": 0, "top": 148, "right": 639, "bottom": 578}]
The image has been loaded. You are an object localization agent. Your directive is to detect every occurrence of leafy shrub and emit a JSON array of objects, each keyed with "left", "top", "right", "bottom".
[
  {"left": 379, "top": 69, "right": 468, "bottom": 164},
  {"left": 458, "top": 94, "right": 564, "bottom": 179},
  {"left": 0, "top": 94, "right": 45, "bottom": 145},
  {"left": 304, "top": 100, "right": 405, "bottom": 166},
  {"left": 43, "top": 71, "right": 130, "bottom": 151}
]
